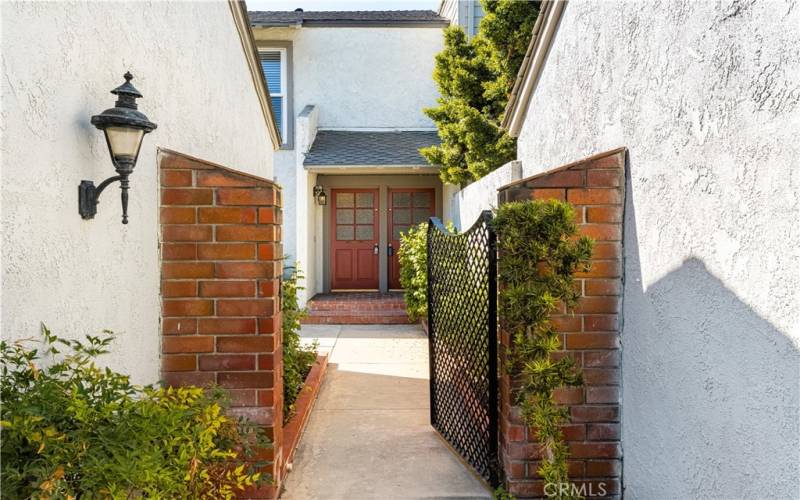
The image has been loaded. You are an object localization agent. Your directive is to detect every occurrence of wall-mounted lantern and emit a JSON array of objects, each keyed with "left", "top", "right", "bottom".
[
  {"left": 313, "top": 185, "right": 327, "bottom": 206},
  {"left": 79, "top": 72, "right": 157, "bottom": 224}
]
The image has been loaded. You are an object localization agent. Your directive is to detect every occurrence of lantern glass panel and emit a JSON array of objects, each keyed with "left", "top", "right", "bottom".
[{"left": 105, "top": 126, "right": 144, "bottom": 160}]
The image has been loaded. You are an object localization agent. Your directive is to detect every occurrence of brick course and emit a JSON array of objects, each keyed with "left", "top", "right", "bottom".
[
  {"left": 158, "top": 150, "right": 283, "bottom": 499},
  {"left": 497, "top": 148, "right": 625, "bottom": 499}
]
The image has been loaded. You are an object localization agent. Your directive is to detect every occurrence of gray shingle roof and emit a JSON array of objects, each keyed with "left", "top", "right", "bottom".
[
  {"left": 248, "top": 10, "right": 448, "bottom": 27},
  {"left": 303, "top": 131, "right": 440, "bottom": 166}
]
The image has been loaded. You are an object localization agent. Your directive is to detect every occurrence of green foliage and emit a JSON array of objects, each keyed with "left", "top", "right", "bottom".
[
  {"left": 422, "top": 1, "right": 539, "bottom": 185},
  {"left": 398, "top": 223, "right": 429, "bottom": 322},
  {"left": 492, "top": 486, "right": 516, "bottom": 500},
  {"left": 493, "top": 200, "right": 593, "bottom": 500},
  {"left": 1, "top": 325, "right": 269, "bottom": 499},
  {"left": 282, "top": 264, "right": 318, "bottom": 424},
  {"left": 398, "top": 221, "right": 455, "bottom": 322}
]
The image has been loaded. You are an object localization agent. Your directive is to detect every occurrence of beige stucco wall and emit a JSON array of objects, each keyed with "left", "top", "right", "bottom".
[
  {"left": 1, "top": 1, "right": 275, "bottom": 384},
  {"left": 514, "top": 1, "right": 800, "bottom": 497},
  {"left": 253, "top": 26, "right": 443, "bottom": 129}
]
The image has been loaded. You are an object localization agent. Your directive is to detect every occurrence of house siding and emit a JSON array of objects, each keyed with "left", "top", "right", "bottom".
[
  {"left": 253, "top": 27, "right": 443, "bottom": 129},
  {"left": 1, "top": 1, "right": 274, "bottom": 385},
  {"left": 514, "top": 1, "right": 800, "bottom": 497}
]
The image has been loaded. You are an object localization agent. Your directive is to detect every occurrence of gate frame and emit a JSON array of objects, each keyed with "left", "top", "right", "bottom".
[{"left": 426, "top": 209, "right": 499, "bottom": 486}]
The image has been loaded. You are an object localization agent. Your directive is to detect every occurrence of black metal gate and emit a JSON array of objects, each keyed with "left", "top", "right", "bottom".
[{"left": 426, "top": 210, "right": 498, "bottom": 486}]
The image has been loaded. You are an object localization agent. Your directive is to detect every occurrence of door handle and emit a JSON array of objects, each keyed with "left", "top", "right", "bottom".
[
  {"left": 387, "top": 244, "right": 394, "bottom": 257},
  {"left": 373, "top": 244, "right": 379, "bottom": 255}
]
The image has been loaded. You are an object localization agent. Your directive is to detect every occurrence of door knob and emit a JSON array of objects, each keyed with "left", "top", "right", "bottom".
[
  {"left": 373, "top": 244, "right": 379, "bottom": 255},
  {"left": 388, "top": 244, "right": 394, "bottom": 257}
]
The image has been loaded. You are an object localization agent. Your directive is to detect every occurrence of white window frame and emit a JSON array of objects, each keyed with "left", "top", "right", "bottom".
[{"left": 260, "top": 48, "right": 288, "bottom": 144}]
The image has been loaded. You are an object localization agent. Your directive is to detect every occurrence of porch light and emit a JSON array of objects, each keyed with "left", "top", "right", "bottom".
[
  {"left": 313, "top": 185, "right": 328, "bottom": 205},
  {"left": 79, "top": 72, "right": 157, "bottom": 224}
]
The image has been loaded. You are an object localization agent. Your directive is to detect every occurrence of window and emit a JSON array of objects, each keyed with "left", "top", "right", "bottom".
[{"left": 259, "top": 48, "right": 287, "bottom": 144}]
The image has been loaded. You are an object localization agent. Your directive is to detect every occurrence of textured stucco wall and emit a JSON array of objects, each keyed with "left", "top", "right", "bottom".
[
  {"left": 254, "top": 26, "right": 443, "bottom": 129},
  {"left": 514, "top": 1, "right": 800, "bottom": 497},
  {"left": 1, "top": 1, "right": 274, "bottom": 385},
  {"left": 448, "top": 161, "right": 520, "bottom": 230}
]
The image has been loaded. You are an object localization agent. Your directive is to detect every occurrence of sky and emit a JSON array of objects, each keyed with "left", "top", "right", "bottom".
[{"left": 246, "top": 0, "right": 441, "bottom": 11}]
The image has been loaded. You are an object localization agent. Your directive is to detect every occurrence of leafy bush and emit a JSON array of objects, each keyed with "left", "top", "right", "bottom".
[
  {"left": 1, "top": 325, "right": 269, "bottom": 499},
  {"left": 493, "top": 200, "right": 593, "bottom": 499},
  {"left": 421, "top": 0, "right": 540, "bottom": 185},
  {"left": 282, "top": 264, "right": 317, "bottom": 424},
  {"left": 398, "top": 222, "right": 456, "bottom": 322},
  {"left": 398, "top": 223, "right": 428, "bottom": 322}
]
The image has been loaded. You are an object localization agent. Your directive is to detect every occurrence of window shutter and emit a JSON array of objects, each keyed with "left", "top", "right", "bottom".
[{"left": 259, "top": 51, "right": 282, "bottom": 94}]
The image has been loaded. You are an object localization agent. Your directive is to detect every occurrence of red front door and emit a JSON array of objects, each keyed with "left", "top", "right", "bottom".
[
  {"left": 388, "top": 188, "right": 435, "bottom": 290},
  {"left": 331, "top": 189, "right": 380, "bottom": 290}
]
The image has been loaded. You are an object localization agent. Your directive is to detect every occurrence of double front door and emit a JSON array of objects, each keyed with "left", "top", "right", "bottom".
[{"left": 331, "top": 188, "right": 435, "bottom": 290}]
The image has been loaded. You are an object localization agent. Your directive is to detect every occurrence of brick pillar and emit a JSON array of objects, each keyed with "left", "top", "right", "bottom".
[
  {"left": 496, "top": 148, "right": 626, "bottom": 499},
  {"left": 158, "top": 150, "right": 283, "bottom": 499}
]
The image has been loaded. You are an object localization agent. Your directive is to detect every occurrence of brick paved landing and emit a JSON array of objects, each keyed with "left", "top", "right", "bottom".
[{"left": 302, "top": 292, "right": 411, "bottom": 325}]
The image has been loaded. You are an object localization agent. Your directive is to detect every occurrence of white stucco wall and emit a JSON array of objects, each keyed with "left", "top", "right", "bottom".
[
  {"left": 514, "top": 1, "right": 800, "bottom": 497},
  {"left": 254, "top": 26, "right": 443, "bottom": 129},
  {"left": 448, "top": 161, "right": 520, "bottom": 230},
  {"left": 1, "top": 1, "right": 275, "bottom": 385}
]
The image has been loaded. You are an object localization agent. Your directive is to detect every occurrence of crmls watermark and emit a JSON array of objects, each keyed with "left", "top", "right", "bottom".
[{"left": 544, "top": 482, "right": 607, "bottom": 498}]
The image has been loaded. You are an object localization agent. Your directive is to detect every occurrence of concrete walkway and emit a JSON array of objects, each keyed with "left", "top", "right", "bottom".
[{"left": 282, "top": 324, "right": 491, "bottom": 500}]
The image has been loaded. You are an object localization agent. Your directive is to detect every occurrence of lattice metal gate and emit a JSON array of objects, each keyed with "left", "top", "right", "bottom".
[{"left": 426, "top": 210, "right": 498, "bottom": 486}]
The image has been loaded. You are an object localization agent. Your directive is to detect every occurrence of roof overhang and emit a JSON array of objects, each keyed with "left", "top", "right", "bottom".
[
  {"left": 501, "top": 0, "right": 567, "bottom": 137},
  {"left": 252, "top": 20, "right": 450, "bottom": 28},
  {"left": 228, "top": 0, "right": 281, "bottom": 149},
  {"left": 306, "top": 165, "right": 440, "bottom": 175},
  {"left": 248, "top": 10, "right": 449, "bottom": 29}
]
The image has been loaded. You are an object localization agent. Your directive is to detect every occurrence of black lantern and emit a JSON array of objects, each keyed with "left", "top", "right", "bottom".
[
  {"left": 313, "top": 185, "right": 327, "bottom": 205},
  {"left": 79, "top": 72, "right": 157, "bottom": 224}
]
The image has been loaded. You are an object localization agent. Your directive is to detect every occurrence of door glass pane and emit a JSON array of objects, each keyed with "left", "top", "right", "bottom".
[
  {"left": 412, "top": 191, "right": 431, "bottom": 207},
  {"left": 392, "top": 209, "right": 410, "bottom": 224},
  {"left": 336, "top": 192, "right": 354, "bottom": 208},
  {"left": 412, "top": 209, "right": 430, "bottom": 224},
  {"left": 336, "top": 209, "right": 354, "bottom": 224},
  {"left": 392, "top": 192, "right": 410, "bottom": 208},
  {"left": 355, "top": 192, "right": 374, "bottom": 208},
  {"left": 393, "top": 225, "right": 409, "bottom": 240},
  {"left": 355, "top": 209, "right": 373, "bottom": 224},
  {"left": 355, "top": 225, "right": 374, "bottom": 241},
  {"left": 336, "top": 225, "right": 354, "bottom": 240}
]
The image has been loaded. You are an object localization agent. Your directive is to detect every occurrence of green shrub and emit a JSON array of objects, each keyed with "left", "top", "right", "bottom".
[
  {"left": 398, "top": 221, "right": 456, "bottom": 322},
  {"left": 398, "top": 223, "right": 428, "bottom": 322},
  {"left": 421, "top": 1, "right": 540, "bottom": 185},
  {"left": 493, "top": 200, "right": 593, "bottom": 500},
  {"left": 1, "top": 325, "right": 269, "bottom": 499},
  {"left": 282, "top": 264, "right": 317, "bottom": 424}
]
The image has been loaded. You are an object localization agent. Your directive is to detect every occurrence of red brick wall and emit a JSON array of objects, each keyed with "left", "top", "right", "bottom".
[
  {"left": 158, "top": 150, "right": 283, "bottom": 499},
  {"left": 496, "top": 148, "right": 625, "bottom": 499}
]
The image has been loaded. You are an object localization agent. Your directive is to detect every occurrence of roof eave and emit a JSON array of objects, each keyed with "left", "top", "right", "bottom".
[
  {"left": 251, "top": 20, "right": 449, "bottom": 28},
  {"left": 501, "top": 0, "right": 566, "bottom": 137},
  {"left": 229, "top": 0, "right": 282, "bottom": 149}
]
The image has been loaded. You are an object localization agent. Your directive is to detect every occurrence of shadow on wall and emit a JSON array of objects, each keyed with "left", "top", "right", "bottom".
[{"left": 622, "top": 168, "right": 800, "bottom": 498}]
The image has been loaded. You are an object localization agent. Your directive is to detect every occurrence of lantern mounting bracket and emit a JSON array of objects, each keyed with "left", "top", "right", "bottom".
[{"left": 78, "top": 174, "right": 126, "bottom": 222}]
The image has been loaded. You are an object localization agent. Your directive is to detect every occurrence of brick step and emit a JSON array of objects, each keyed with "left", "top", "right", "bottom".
[
  {"left": 306, "top": 301, "right": 407, "bottom": 311},
  {"left": 306, "top": 309, "right": 409, "bottom": 318},
  {"left": 301, "top": 313, "right": 411, "bottom": 325}
]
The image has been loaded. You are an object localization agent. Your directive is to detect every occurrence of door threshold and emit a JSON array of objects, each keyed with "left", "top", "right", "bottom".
[{"left": 330, "top": 289, "right": 380, "bottom": 292}]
